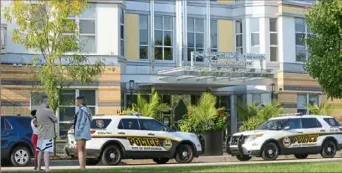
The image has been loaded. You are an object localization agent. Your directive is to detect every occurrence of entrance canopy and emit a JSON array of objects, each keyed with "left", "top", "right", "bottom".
[{"left": 157, "top": 51, "right": 274, "bottom": 86}]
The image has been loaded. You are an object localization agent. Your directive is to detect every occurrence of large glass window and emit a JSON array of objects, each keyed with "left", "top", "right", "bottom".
[
  {"left": 270, "top": 18, "right": 278, "bottom": 62},
  {"left": 211, "top": 20, "right": 218, "bottom": 52},
  {"left": 120, "top": 9, "right": 125, "bottom": 56},
  {"left": 187, "top": 18, "right": 205, "bottom": 61},
  {"left": 297, "top": 94, "right": 320, "bottom": 114},
  {"left": 58, "top": 89, "right": 97, "bottom": 139},
  {"left": 139, "top": 15, "right": 148, "bottom": 60},
  {"left": 250, "top": 18, "right": 259, "bottom": 53},
  {"left": 295, "top": 18, "right": 312, "bottom": 62},
  {"left": 235, "top": 20, "right": 243, "bottom": 54},
  {"left": 154, "top": 16, "right": 173, "bottom": 60},
  {"left": 67, "top": 3, "right": 96, "bottom": 53}
]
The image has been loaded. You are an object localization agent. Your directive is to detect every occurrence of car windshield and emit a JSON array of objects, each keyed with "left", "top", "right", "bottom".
[{"left": 257, "top": 119, "right": 288, "bottom": 130}]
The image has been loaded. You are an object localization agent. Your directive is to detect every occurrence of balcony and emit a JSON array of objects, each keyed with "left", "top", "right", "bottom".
[{"left": 1, "top": 23, "right": 7, "bottom": 52}]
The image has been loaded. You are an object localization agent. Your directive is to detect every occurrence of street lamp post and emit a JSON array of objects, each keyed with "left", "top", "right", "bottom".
[
  {"left": 129, "top": 80, "right": 135, "bottom": 108},
  {"left": 270, "top": 83, "right": 275, "bottom": 101}
]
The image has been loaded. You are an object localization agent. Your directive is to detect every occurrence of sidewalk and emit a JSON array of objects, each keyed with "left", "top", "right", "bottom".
[{"left": 3, "top": 152, "right": 342, "bottom": 167}]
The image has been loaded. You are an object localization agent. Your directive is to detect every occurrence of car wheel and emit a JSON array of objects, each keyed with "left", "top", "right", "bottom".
[
  {"left": 86, "top": 159, "right": 100, "bottom": 165},
  {"left": 101, "top": 145, "right": 122, "bottom": 165},
  {"left": 175, "top": 144, "right": 194, "bottom": 163},
  {"left": 294, "top": 154, "right": 308, "bottom": 159},
  {"left": 10, "top": 146, "right": 31, "bottom": 166},
  {"left": 321, "top": 140, "right": 337, "bottom": 158},
  {"left": 261, "top": 142, "right": 279, "bottom": 161},
  {"left": 153, "top": 158, "right": 170, "bottom": 164},
  {"left": 236, "top": 155, "right": 252, "bottom": 161}
]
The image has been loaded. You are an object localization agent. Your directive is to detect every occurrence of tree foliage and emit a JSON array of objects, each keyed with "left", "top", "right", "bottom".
[
  {"left": 4, "top": 0, "right": 105, "bottom": 112},
  {"left": 305, "top": 0, "right": 342, "bottom": 99},
  {"left": 122, "top": 88, "right": 171, "bottom": 119},
  {"left": 179, "top": 92, "right": 228, "bottom": 133},
  {"left": 305, "top": 103, "right": 331, "bottom": 115},
  {"left": 239, "top": 101, "right": 284, "bottom": 131}
]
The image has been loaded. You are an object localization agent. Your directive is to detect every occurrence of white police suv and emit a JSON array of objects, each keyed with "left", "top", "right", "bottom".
[
  {"left": 66, "top": 113, "right": 204, "bottom": 165},
  {"left": 226, "top": 114, "right": 342, "bottom": 161}
]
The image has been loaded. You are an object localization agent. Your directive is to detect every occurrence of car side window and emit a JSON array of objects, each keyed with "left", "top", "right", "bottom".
[
  {"left": 139, "top": 119, "right": 166, "bottom": 131},
  {"left": 301, "top": 118, "right": 322, "bottom": 129},
  {"left": 287, "top": 118, "right": 301, "bottom": 129},
  {"left": 4, "top": 119, "right": 13, "bottom": 130},
  {"left": 118, "top": 119, "right": 140, "bottom": 130}
]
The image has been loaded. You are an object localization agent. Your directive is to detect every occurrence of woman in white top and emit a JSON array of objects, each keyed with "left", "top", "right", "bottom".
[{"left": 31, "top": 110, "right": 40, "bottom": 171}]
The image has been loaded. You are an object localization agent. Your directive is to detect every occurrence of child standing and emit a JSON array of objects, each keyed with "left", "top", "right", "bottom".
[{"left": 31, "top": 110, "right": 40, "bottom": 171}]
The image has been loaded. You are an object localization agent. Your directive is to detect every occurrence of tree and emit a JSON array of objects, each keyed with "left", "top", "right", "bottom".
[
  {"left": 122, "top": 88, "right": 171, "bottom": 120},
  {"left": 3, "top": 0, "right": 105, "bottom": 113},
  {"left": 305, "top": 103, "right": 331, "bottom": 115},
  {"left": 305, "top": 0, "right": 342, "bottom": 99},
  {"left": 239, "top": 101, "right": 284, "bottom": 131}
]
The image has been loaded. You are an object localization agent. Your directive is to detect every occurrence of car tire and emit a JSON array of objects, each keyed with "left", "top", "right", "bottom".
[
  {"left": 261, "top": 142, "right": 279, "bottom": 161},
  {"left": 153, "top": 158, "right": 170, "bottom": 164},
  {"left": 321, "top": 140, "right": 337, "bottom": 158},
  {"left": 86, "top": 159, "right": 100, "bottom": 165},
  {"left": 10, "top": 146, "right": 31, "bottom": 166},
  {"left": 101, "top": 145, "right": 122, "bottom": 165},
  {"left": 236, "top": 155, "right": 252, "bottom": 161},
  {"left": 294, "top": 154, "right": 308, "bottom": 159},
  {"left": 175, "top": 144, "right": 194, "bottom": 163}
]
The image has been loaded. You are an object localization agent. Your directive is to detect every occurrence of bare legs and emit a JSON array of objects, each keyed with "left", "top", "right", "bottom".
[
  {"left": 77, "top": 139, "right": 86, "bottom": 170},
  {"left": 37, "top": 151, "right": 50, "bottom": 172}
]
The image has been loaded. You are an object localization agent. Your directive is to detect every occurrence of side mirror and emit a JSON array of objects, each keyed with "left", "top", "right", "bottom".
[{"left": 284, "top": 126, "right": 291, "bottom": 130}]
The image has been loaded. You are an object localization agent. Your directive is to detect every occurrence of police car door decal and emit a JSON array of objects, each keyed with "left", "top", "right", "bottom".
[
  {"left": 126, "top": 136, "right": 175, "bottom": 151},
  {"left": 281, "top": 134, "right": 319, "bottom": 148}
]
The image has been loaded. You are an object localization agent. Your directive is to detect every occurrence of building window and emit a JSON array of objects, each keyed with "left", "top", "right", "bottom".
[
  {"left": 67, "top": 4, "right": 96, "bottom": 53},
  {"left": 295, "top": 18, "right": 312, "bottom": 62},
  {"left": 270, "top": 18, "right": 278, "bottom": 62},
  {"left": 139, "top": 15, "right": 148, "bottom": 60},
  {"left": 187, "top": 18, "right": 204, "bottom": 61},
  {"left": 252, "top": 93, "right": 262, "bottom": 104},
  {"left": 59, "top": 89, "right": 96, "bottom": 139},
  {"left": 120, "top": 9, "right": 125, "bottom": 56},
  {"left": 250, "top": 18, "right": 259, "bottom": 53},
  {"left": 297, "top": 94, "right": 319, "bottom": 114},
  {"left": 235, "top": 20, "right": 243, "bottom": 54},
  {"left": 211, "top": 20, "right": 218, "bottom": 52},
  {"left": 154, "top": 16, "right": 173, "bottom": 60}
]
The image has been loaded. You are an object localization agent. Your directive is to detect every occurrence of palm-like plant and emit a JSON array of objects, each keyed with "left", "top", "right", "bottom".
[
  {"left": 236, "top": 101, "right": 259, "bottom": 122},
  {"left": 122, "top": 88, "right": 170, "bottom": 119},
  {"left": 305, "top": 103, "right": 331, "bottom": 115},
  {"left": 179, "top": 92, "right": 228, "bottom": 133}
]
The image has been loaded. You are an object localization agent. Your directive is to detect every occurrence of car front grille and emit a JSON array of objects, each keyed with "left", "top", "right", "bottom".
[{"left": 230, "top": 135, "right": 248, "bottom": 145}]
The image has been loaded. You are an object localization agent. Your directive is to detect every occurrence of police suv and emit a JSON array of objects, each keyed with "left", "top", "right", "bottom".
[
  {"left": 226, "top": 114, "right": 342, "bottom": 161},
  {"left": 66, "top": 113, "right": 204, "bottom": 165}
]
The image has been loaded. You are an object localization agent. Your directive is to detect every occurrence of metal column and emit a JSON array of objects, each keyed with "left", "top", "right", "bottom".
[
  {"left": 149, "top": 0, "right": 155, "bottom": 72},
  {"left": 205, "top": 0, "right": 211, "bottom": 52},
  {"left": 182, "top": 0, "right": 187, "bottom": 63},
  {"left": 176, "top": 0, "right": 183, "bottom": 67},
  {"left": 230, "top": 95, "right": 238, "bottom": 134}
]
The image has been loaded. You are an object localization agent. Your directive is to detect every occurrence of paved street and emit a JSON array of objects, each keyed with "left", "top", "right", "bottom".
[{"left": 2, "top": 155, "right": 342, "bottom": 172}]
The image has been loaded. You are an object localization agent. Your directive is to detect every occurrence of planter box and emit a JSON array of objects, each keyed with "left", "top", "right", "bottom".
[{"left": 200, "top": 131, "right": 223, "bottom": 156}]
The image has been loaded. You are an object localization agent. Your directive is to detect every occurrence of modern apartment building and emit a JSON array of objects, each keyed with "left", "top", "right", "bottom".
[{"left": 1, "top": 0, "right": 341, "bottom": 138}]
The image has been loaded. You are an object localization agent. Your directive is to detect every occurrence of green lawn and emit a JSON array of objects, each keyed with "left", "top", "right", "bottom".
[{"left": 52, "top": 162, "right": 342, "bottom": 172}]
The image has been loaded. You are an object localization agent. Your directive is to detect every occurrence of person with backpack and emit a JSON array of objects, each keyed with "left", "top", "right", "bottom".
[{"left": 74, "top": 96, "right": 92, "bottom": 170}]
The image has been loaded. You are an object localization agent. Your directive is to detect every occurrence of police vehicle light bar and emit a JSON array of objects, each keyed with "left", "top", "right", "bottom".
[{"left": 278, "top": 113, "right": 303, "bottom": 117}]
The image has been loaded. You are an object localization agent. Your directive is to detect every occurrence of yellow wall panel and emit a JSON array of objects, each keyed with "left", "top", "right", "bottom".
[
  {"left": 218, "top": 20, "right": 233, "bottom": 52},
  {"left": 125, "top": 13, "right": 139, "bottom": 60},
  {"left": 97, "top": 106, "right": 121, "bottom": 115},
  {"left": 217, "top": 0, "right": 233, "bottom": 4},
  {"left": 278, "top": 93, "right": 297, "bottom": 104},
  {"left": 98, "top": 88, "right": 121, "bottom": 103},
  {"left": 279, "top": 5, "right": 308, "bottom": 15}
]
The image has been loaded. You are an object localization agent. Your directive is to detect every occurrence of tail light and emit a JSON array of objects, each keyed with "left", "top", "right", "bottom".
[{"left": 90, "top": 130, "right": 96, "bottom": 134}]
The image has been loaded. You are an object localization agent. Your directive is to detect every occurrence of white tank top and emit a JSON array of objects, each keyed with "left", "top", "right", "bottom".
[{"left": 31, "top": 118, "right": 38, "bottom": 135}]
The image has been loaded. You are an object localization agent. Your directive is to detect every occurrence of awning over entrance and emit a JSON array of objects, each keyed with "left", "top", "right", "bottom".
[{"left": 154, "top": 51, "right": 274, "bottom": 86}]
